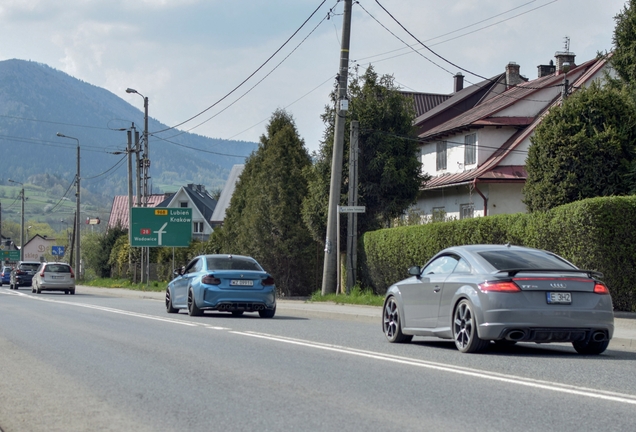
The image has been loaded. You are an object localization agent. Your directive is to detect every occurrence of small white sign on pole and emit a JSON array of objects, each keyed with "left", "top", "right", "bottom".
[{"left": 338, "top": 206, "right": 366, "bottom": 213}]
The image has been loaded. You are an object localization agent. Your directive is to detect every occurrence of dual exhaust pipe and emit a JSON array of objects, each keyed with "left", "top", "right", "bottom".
[
  {"left": 503, "top": 329, "right": 608, "bottom": 342},
  {"left": 217, "top": 303, "right": 265, "bottom": 311}
]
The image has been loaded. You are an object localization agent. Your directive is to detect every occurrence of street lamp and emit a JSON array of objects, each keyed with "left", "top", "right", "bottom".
[
  {"left": 126, "top": 88, "right": 150, "bottom": 284},
  {"left": 26, "top": 225, "right": 32, "bottom": 241},
  {"left": 56, "top": 132, "right": 81, "bottom": 277},
  {"left": 8, "top": 179, "right": 24, "bottom": 261}
]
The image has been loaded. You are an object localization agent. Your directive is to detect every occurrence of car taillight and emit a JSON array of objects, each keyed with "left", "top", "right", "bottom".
[
  {"left": 16, "top": 270, "right": 24, "bottom": 275},
  {"left": 262, "top": 276, "right": 275, "bottom": 286},
  {"left": 593, "top": 282, "right": 609, "bottom": 295},
  {"left": 70, "top": 268, "right": 75, "bottom": 278},
  {"left": 40, "top": 271, "right": 45, "bottom": 277},
  {"left": 478, "top": 281, "right": 521, "bottom": 292},
  {"left": 202, "top": 274, "right": 221, "bottom": 285}
]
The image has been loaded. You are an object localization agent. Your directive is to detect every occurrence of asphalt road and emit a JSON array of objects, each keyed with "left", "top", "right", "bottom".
[{"left": 1, "top": 286, "right": 636, "bottom": 432}]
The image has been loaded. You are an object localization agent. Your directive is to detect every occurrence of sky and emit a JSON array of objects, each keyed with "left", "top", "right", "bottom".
[{"left": 0, "top": 0, "right": 628, "bottom": 155}]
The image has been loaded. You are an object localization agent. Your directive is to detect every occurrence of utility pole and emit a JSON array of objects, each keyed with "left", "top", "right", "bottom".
[
  {"left": 346, "top": 120, "right": 359, "bottom": 294},
  {"left": 321, "top": 0, "right": 353, "bottom": 295},
  {"left": 76, "top": 141, "right": 81, "bottom": 276}
]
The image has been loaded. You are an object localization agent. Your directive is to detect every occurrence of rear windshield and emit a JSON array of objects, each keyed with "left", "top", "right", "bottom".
[
  {"left": 478, "top": 250, "right": 576, "bottom": 271},
  {"left": 45, "top": 264, "right": 71, "bottom": 273},
  {"left": 206, "top": 256, "right": 263, "bottom": 271},
  {"left": 19, "top": 263, "right": 40, "bottom": 271}
]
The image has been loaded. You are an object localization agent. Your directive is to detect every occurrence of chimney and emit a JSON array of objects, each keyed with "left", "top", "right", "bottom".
[
  {"left": 555, "top": 51, "right": 576, "bottom": 74},
  {"left": 505, "top": 62, "right": 522, "bottom": 89},
  {"left": 453, "top": 72, "right": 464, "bottom": 92},
  {"left": 537, "top": 60, "right": 556, "bottom": 78}
]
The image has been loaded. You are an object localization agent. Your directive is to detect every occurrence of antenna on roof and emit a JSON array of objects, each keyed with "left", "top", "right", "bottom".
[{"left": 564, "top": 36, "right": 570, "bottom": 53}]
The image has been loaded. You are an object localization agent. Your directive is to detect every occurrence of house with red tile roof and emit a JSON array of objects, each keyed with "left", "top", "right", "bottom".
[{"left": 413, "top": 51, "right": 611, "bottom": 221}]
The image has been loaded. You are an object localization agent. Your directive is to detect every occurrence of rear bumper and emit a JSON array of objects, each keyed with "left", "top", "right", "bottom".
[
  {"left": 478, "top": 309, "right": 615, "bottom": 341},
  {"left": 200, "top": 287, "right": 276, "bottom": 312}
]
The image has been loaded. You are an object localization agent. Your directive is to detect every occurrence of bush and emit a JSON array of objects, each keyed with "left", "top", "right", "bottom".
[{"left": 360, "top": 196, "right": 636, "bottom": 311}]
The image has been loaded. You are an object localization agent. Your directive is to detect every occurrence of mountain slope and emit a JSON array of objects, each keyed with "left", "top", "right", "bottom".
[{"left": 0, "top": 59, "right": 256, "bottom": 200}]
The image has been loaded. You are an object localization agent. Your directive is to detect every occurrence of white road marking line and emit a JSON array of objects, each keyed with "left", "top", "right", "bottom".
[
  {"left": 5, "top": 289, "right": 635, "bottom": 405},
  {"left": 232, "top": 331, "right": 636, "bottom": 406}
]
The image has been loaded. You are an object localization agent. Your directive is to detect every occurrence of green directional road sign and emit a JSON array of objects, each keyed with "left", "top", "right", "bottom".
[
  {"left": 130, "top": 208, "right": 192, "bottom": 247},
  {"left": 1, "top": 250, "right": 20, "bottom": 261}
]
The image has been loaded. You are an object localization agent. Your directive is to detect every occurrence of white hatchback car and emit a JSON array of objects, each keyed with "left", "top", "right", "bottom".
[{"left": 32, "top": 262, "right": 76, "bottom": 294}]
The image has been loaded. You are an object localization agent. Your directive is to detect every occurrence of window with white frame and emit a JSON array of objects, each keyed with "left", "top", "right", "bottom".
[
  {"left": 193, "top": 222, "right": 204, "bottom": 233},
  {"left": 460, "top": 203, "right": 474, "bottom": 220},
  {"left": 432, "top": 207, "right": 446, "bottom": 222},
  {"left": 436, "top": 141, "right": 447, "bottom": 171},
  {"left": 464, "top": 133, "right": 476, "bottom": 165}
]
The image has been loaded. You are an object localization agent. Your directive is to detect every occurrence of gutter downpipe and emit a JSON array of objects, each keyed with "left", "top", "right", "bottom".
[{"left": 473, "top": 179, "right": 488, "bottom": 217}]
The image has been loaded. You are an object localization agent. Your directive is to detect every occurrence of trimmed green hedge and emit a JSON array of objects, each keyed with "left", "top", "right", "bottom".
[{"left": 360, "top": 196, "right": 636, "bottom": 311}]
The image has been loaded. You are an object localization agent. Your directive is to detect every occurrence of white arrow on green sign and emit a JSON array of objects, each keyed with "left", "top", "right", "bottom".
[{"left": 130, "top": 208, "right": 192, "bottom": 247}]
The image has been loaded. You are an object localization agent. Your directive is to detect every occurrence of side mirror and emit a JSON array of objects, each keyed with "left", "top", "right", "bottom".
[{"left": 408, "top": 266, "right": 421, "bottom": 277}]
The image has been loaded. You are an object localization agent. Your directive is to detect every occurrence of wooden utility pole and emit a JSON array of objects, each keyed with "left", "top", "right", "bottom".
[
  {"left": 346, "top": 121, "right": 359, "bottom": 294},
  {"left": 321, "top": 0, "right": 353, "bottom": 295}
]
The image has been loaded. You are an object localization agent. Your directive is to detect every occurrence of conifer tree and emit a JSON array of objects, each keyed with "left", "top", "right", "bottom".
[{"left": 219, "top": 110, "right": 318, "bottom": 296}]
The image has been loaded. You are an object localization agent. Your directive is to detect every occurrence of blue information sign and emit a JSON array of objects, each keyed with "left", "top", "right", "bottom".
[{"left": 52, "top": 246, "right": 65, "bottom": 256}]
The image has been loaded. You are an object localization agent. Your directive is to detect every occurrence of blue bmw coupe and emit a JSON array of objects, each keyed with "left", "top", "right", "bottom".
[{"left": 166, "top": 254, "right": 276, "bottom": 318}]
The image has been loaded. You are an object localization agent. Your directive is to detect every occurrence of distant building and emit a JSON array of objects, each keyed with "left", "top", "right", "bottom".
[
  {"left": 210, "top": 164, "right": 245, "bottom": 227},
  {"left": 22, "top": 234, "right": 56, "bottom": 262}
]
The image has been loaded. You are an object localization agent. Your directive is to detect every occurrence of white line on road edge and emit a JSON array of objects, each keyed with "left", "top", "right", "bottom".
[
  {"left": 5, "top": 289, "right": 635, "bottom": 405},
  {"left": 232, "top": 331, "right": 636, "bottom": 406},
  {"left": 0, "top": 290, "right": 230, "bottom": 330}
]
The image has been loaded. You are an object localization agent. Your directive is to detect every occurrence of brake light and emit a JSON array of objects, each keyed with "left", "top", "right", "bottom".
[
  {"left": 40, "top": 270, "right": 45, "bottom": 277},
  {"left": 70, "top": 268, "right": 75, "bottom": 279},
  {"left": 478, "top": 281, "right": 521, "bottom": 292},
  {"left": 262, "top": 276, "right": 275, "bottom": 286},
  {"left": 593, "top": 282, "right": 609, "bottom": 295},
  {"left": 202, "top": 274, "right": 221, "bottom": 285}
]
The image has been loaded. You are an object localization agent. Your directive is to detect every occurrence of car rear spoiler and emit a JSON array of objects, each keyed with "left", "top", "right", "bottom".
[{"left": 497, "top": 268, "right": 604, "bottom": 279}]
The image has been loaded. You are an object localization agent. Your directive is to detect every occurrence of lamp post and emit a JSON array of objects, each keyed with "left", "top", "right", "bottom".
[
  {"left": 126, "top": 88, "right": 150, "bottom": 284},
  {"left": 8, "top": 179, "right": 24, "bottom": 260},
  {"left": 26, "top": 226, "right": 32, "bottom": 242},
  {"left": 56, "top": 133, "right": 81, "bottom": 277}
]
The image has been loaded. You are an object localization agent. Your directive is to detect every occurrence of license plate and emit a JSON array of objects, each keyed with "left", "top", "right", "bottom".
[
  {"left": 547, "top": 291, "right": 571, "bottom": 304},
  {"left": 51, "top": 276, "right": 63, "bottom": 279},
  {"left": 230, "top": 280, "right": 253, "bottom": 286}
]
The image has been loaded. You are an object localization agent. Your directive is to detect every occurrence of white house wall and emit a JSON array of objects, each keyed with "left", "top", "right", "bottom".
[
  {"left": 415, "top": 182, "right": 525, "bottom": 220},
  {"left": 421, "top": 128, "right": 516, "bottom": 176}
]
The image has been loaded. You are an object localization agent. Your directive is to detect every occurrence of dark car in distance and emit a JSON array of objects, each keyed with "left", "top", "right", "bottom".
[{"left": 9, "top": 261, "right": 41, "bottom": 290}]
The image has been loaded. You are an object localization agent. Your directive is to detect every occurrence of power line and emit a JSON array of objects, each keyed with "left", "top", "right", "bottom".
[
  {"left": 152, "top": 0, "right": 330, "bottom": 134},
  {"left": 161, "top": 2, "right": 334, "bottom": 139}
]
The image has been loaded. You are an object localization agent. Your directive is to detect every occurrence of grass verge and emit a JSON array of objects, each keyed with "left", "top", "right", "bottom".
[
  {"left": 309, "top": 287, "right": 384, "bottom": 307},
  {"left": 81, "top": 278, "right": 167, "bottom": 292}
]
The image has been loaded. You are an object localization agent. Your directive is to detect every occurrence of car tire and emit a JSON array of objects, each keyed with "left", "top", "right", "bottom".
[
  {"left": 231, "top": 311, "right": 244, "bottom": 317},
  {"left": 452, "top": 299, "right": 489, "bottom": 353},
  {"left": 166, "top": 290, "right": 178, "bottom": 313},
  {"left": 70, "top": 290, "right": 75, "bottom": 295},
  {"left": 36, "top": 286, "right": 41, "bottom": 294},
  {"left": 572, "top": 339, "right": 610, "bottom": 355},
  {"left": 259, "top": 306, "right": 276, "bottom": 318},
  {"left": 187, "top": 288, "right": 203, "bottom": 316},
  {"left": 382, "top": 296, "right": 413, "bottom": 343}
]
